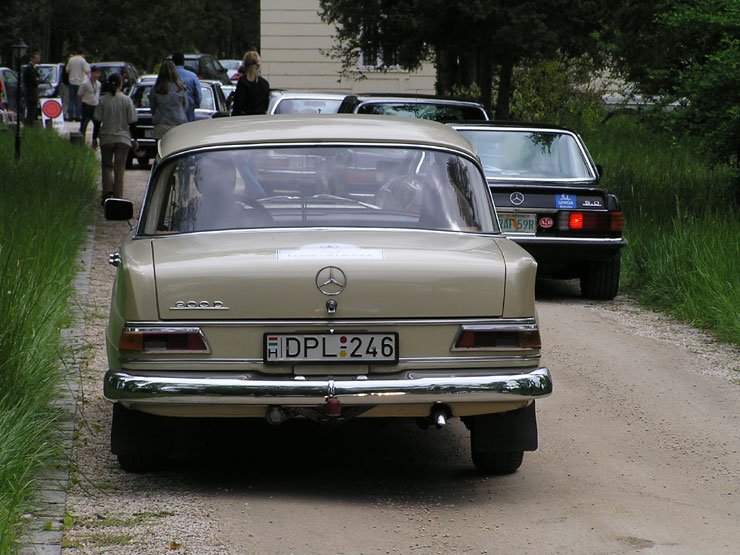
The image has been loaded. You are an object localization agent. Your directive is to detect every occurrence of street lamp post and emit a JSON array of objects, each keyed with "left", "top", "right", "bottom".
[{"left": 12, "top": 39, "right": 28, "bottom": 162}]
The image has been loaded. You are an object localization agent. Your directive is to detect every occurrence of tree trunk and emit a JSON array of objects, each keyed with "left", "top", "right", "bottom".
[
  {"left": 494, "top": 59, "right": 514, "bottom": 121},
  {"left": 477, "top": 46, "right": 493, "bottom": 117}
]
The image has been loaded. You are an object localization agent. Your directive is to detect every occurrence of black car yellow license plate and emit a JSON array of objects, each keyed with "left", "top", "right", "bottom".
[
  {"left": 499, "top": 212, "right": 537, "bottom": 234},
  {"left": 264, "top": 333, "right": 398, "bottom": 363}
]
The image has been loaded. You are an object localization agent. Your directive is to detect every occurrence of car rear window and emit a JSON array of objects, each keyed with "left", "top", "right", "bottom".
[
  {"left": 357, "top": 102, "right": 487, "bottom": 122},
  {"left": 141, "top": 146, "right": 496, "bottom": 235},
  {"left": 458, "top": 130, "right": 594, "bottom": 180},
  {"left": 273, "top": 98, "right": 343, "bottom": 115}
]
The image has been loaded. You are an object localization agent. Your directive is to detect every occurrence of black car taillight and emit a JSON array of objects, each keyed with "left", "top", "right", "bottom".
[
  {"left": 558, "top": 211, "right": 624, "bottom": 232},
  {"left": 119, "top": 327, "right": 209, "bottom": 353}
]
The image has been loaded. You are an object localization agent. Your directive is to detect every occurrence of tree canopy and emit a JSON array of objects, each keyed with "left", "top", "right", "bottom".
[
  {"left": 608, "top": 0, "right": 739, "bottom": 170},
  {"left": 0, "top": 0, "right": 259, "bottom": 71},
  {"left": 319, "top": 0, "right": 606, "bottom": 118}
]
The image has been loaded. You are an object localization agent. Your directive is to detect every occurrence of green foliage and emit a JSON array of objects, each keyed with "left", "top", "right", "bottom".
[
  {"left": 0, "top": 0, "right": 260, "bottom": 71},
  {"left": 583, "top": 116, "right": 739, "bottom": 344},
  {"left": 508, "top": 56, "right": 606, "bottom": 130},
  {"left": 0, "top": 126, "right": 98, "bottom": 553},
  {"left": 319, "top": 0, "right": 607, "bottom": 116},
  {"left": 608, "top": 0, "right": 740, "bottom": 171}
]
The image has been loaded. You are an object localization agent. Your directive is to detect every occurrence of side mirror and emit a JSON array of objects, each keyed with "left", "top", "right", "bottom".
[
  {"left": 595, "top": 163, "right": 604, "bottom": 176},
  {"left": 104, "top": 198, "right": 134, "bottom": 221}
]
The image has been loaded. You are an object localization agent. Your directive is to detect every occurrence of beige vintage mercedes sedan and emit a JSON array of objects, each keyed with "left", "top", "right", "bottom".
[{"left": 104, "top": 115, "right": 552, "bottom": 474}]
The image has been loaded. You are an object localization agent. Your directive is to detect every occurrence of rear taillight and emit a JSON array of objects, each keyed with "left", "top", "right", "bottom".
[
  {"left": 453, "top": 327, "right": 541, "bottom": 350},
  {"left": 119, "top": 327, "right": 209, "bottom": 353},
  {"left": 558, "top": 211, "right": 624, "bottom": 232}
]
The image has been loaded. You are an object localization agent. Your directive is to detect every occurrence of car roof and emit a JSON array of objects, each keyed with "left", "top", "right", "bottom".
[
  {"left": 272, "top": 90, "right": 349, "bottom": 99},
  {"left": 158, "top": 115, "right": 477, "bottom": 160},
  {"left": 449, "top": 121, "right": 578, "bottom": 133}
]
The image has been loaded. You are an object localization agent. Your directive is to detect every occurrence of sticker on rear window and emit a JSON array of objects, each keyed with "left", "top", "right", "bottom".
[{"left": 556, "top": 194, "right": 576, "bottom": 209}]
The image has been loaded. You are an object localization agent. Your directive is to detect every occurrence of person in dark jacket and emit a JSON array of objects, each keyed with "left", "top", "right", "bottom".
[
  {"left": 22, "top": 50, "right": 40, "bottom": 125},
  {"left": 231, "top": 51, "right": 269, "bottom": 116}
]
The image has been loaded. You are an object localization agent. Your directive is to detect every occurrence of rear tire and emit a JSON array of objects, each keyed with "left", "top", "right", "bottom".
[
  {"left": 136, "top": 155, "right": 150, "bottom": 168},
  {"left": 580, "top": 253, "right": 620, "bottom": 300},
  {"left": 471, "top": 450, "right": 524, "bottom": 475},
  {"left": 111, "top": 403, "right": 170, "bottom": 472}
]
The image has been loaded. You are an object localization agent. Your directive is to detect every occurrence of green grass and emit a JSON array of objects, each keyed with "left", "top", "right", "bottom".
[
  {"left": 583, "top": 116, "right": 739, "bottom": 345},
  {"left": 0, "top": 126, "right": 98, "bottom": 553}
]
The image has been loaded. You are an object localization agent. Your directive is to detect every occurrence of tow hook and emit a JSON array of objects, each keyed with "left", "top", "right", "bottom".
[
  {"left": 325, "top": 396, "right": 342, "bottom": 418},
  {"left": 266, "top": 406, "right": 288, "bottom": 425}
]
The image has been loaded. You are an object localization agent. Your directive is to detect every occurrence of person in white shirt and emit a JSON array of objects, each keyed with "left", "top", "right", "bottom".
[
  {"left": 65, "top": 48, "right": 90, "bottom": 121},
  {"left": 78, "top": 66, "right": 101, "bottom": 142}
]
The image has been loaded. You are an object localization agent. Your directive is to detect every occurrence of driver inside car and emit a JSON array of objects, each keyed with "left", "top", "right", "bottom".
[{"left": 177, "top": 154, "right": 271, "bottom": 231}]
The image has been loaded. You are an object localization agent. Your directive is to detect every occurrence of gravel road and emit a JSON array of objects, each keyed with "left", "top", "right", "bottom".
[{"left": 63, "top": 165, "right": 739, "bottom": 554}]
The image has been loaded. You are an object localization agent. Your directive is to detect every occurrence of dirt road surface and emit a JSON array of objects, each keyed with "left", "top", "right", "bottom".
[{"left": 63, "top": 165, "right": 739, "bottom": 554}]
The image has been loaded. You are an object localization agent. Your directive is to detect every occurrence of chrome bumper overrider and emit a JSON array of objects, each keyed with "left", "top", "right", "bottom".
[{"left": 104, "top": 367, "right": 552, "bottom": 406}]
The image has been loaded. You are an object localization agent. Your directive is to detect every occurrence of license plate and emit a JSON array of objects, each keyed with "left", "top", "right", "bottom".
[
  {"left": 264, "top": 333, "right": 398, "bottom": 363},
  {"left": 144, "top": 129, "right": 155, "bottom": 138},
  {"left": 498, "top": 213, "right": 537, "bottom": 234}
]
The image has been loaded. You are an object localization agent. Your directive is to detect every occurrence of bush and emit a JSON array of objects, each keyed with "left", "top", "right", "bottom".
[{"left": 507, "top": 55, "right": 606, "bottom": 130}]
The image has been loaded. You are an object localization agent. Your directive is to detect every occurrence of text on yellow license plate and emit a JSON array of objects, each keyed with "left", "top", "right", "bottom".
[{"left": 499, "top": 213, "right": 537, "bottom": 234}]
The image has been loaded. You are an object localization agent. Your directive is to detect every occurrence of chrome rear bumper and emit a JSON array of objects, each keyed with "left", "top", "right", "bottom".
[{"left": 104, "top": 367, "right": 552, "bottom": 406}]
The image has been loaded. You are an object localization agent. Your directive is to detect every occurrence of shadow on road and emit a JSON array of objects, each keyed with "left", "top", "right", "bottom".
[
  {"left": 139, "top": 417, "right": 489, "bottom": 501},
  {"left": 535, "top": 277, "right": 583, "bottom": 300}
]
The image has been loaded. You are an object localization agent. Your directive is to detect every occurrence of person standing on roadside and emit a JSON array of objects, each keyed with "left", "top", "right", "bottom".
[
  {"left": 93, "top": 73, "right": 137, "bottom": 205},
  {"left": 78, "top": 66, "right": 101, "bottom": 141},
  {"left": 231, "top": 50, "right": 270, "bottom": 116},
  {"left": 60, "top": 52, "right": 72, "bottom": 119},
  {"left": 66, "top": 48, "right": 90, "bottom": 122},
  {"left": 148, "top": 60, "right": 187, "bottom": 138},
  {"left": 21, "top": 50, "right": 40, "bottom": 125},
  {"left": 171, "top": 52, "right": 201, "bottom": 121}
]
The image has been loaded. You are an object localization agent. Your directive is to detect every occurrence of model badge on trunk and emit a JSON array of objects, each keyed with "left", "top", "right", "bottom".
[{"left": 170, "top": 300, "right": 229, "bottom": 310}]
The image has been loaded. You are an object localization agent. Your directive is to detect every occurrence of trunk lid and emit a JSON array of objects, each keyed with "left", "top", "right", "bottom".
[{"left": 152, "top": 229, "right": 506, "bottom": 320}]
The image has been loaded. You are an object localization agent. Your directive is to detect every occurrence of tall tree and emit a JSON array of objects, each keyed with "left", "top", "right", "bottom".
[{"left": 319, "top": 0, "right": 606, "bottom": 119}]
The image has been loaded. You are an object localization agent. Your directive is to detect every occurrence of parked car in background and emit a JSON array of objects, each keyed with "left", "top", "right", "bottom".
[
  {"left": 95, "top": 61, "right": 140, "bottom": 93},
  {"left": 0, "top": 67, "right": 22, "bottom": 122},
  {"left": 36, "top": 63, "right": 64, "bottom": 98},
  {"left": 268, "top": 90, "right": 347, "bottom": 115},
  {"left": 168, "top": 53, "right": 230, "bottom": 85},
  {"left": 451, "top": 122, "right": 626, "bottom": 299},
  {"left": 127, "top": 76, "right": 229, "bottom": 167},
  {"left": 221, "top": 83, "right": 236, "bottom": 112},
  {"left": 103, "top": 115, "right": 552, "bottom": 474},
  {"left": 339, "top": 93, "right": 489, "bottom": 122},
  {"left": 219, "top": 58, "right": 242, "bottom": 81}
]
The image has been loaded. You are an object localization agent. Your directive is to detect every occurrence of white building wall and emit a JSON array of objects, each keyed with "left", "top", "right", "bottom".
[{"left": 260, "top": 0, "right": 436, "bottom": 93}]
